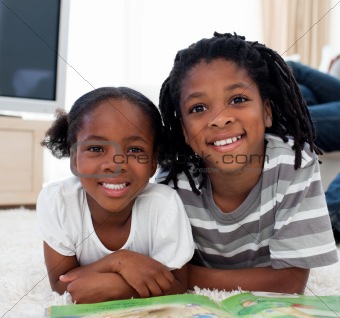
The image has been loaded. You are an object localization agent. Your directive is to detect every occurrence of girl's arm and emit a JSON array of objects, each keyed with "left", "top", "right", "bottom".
[
  {"left": 107, "top": 250, "right": 191, "bottom": 296},
  {"left": 64, "top": 271, "right": 139, "bottom": 304},
  {"left": 188, "top": 264, "right": 309, "bottom": 294},
  {"left": 43, "top": 242, "right": 79, "bottom": 294},
  {"left": 62, "top": 260, "right": 188, "bottom": 303},
  {"left": 44, "top": 242, "right": 142, "bottom": 303},
  {"left": 61, "top": 250, "right": 187, "bottom": 298},
  {"left": 44, "top": 242, "right": 140, "bottom": 303}
]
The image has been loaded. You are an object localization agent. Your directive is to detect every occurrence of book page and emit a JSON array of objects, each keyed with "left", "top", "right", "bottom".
[
  {"left": 221, "top": 292, "right": 340, "bottom": 317},
  {"left": 47, "top": 294, "right": 233, "bottom": 318}
]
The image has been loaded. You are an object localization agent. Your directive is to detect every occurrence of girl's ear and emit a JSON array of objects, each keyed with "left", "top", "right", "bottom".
[
  {"left": 264, "top": 99, "right": 273, "bottom": 128},
  {"left": 69, "top": 146, "right": 78, "bottom": 176}
]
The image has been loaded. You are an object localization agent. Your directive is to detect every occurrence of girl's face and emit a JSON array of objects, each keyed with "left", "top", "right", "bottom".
[
  {"left": 72, "top": 99, "right": 157, "bottom": 216},
  {"left": 179, "top": 58, "right": 272, "bottom": 174}
]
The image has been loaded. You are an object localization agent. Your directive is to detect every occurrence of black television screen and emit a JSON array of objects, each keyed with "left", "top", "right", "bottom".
[{"left": 0, "top": 0, "right": 69, "bottom": 115}]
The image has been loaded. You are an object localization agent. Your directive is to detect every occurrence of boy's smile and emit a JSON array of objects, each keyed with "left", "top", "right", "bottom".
[
  {"left": 179, "top": 58, "right": 272, "bottom": 174},
  {"left": 72, "top": 99, "right": 157, "bottom": 221}
]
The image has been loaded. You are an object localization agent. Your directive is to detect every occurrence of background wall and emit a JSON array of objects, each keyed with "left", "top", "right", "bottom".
[
  {"left": 44, "top": 0, "right": 340, "bottom": 186},
  {"left": 64, "top": 0, "right": 263, "bottom": 107},
  {"left": 318, "top": 0, "right": 340, "bottom": 72},
  {"left": 44, "top": 0, "right": 264, "bottom": 183},
  {"left": 329, "top": 0, "right": 340, "bottom": 51}
]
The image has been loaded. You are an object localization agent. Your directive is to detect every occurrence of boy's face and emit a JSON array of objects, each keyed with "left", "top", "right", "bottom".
[
  {"left": 71, "top": 99, "right": 157, "bottom": 217},
  {"left": 179, "top": 58, "right": 272, "bottom": 174}
]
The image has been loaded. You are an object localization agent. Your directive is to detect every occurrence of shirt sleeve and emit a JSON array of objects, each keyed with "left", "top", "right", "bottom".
[
  {"left": 270, "top": 158, "right": 338, "bottom": 269},
  {"left": 36, "top": 181, "right": 77, "bottom": 256},
  {"left": 150, "top": 189, "right": 195, "bottom": 271}
]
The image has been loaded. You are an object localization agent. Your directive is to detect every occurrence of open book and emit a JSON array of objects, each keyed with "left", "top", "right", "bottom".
[{"left": 46, "top": 291, "right": 340, "bottom": 317}]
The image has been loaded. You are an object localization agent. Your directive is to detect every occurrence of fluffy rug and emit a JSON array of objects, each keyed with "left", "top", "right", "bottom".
[{"left": 1, "top": 208, "right": 339, "bottom": 318}]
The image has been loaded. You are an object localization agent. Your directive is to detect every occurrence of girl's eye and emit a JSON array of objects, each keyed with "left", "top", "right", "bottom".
[
  {"left": 128, "top": 147, "right": 143, "bottom": 153},
  {"left": 190, "top": 104, "right": 207, "bottom": 113},
  {"left": 230, "top": 96, "right": 247, "bottom": 105},
  {"left": 88, "top": 146, "right": 103, "bottom": 153}
]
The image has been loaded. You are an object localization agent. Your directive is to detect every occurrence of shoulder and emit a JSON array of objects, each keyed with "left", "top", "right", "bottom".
[
  {"left": 37, "top": 176, "right": 85, "bottom": 235},
  {"left": 36, "top": 176, "right": 85, "bottom": 257},
  {"left": 263, "top": 135, "right": 325, "bottom": 213},
  {"left": 135, "top": 183, "right": 188, "bottom": 216},
  {"left": 265, "top": 134, "right": 318, "bottom": 169},
  {"left": 40, "top": 176, "right": 82, "bottom": 195},
  {"left": 138, "top": 182, "right": 180, "bottom": 201},
  {"left": 155, "top": 166, "right": 201, "bottom": 192},
  {"left": 37, "top": 176, "right": 84, "bottom": 210},
  {"left": 263, "top": 134, "right": 322, "bottom": 193}
]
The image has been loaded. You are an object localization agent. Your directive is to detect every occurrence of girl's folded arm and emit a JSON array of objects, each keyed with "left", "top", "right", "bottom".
[
  {"left": 64, "top": 272, "right": 139, "bottom": 304},
  {"left": 43, "top": 241, "right": 79, "bottom": 295},
  {"left": 62, "top": 249, "right": 175, "bottom": 298}
]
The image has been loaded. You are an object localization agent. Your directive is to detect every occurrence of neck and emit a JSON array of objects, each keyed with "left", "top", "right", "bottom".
[
  {"left": 207, "top": 163, "right": 262, "bottom": 213},
  {"left": 86, "top": 193, "right": 133, "bottom": 227}
]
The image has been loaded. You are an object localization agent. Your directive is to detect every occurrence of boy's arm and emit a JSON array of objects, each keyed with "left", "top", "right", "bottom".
[
  {"left": 166, "top": 264, "right": 189, "bottom": 295},
  {"left": 188, "top": 264, "right": 309, "bottom": 294}
]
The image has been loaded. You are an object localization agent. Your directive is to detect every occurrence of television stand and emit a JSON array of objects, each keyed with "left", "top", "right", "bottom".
[{"left": 0, "top": 116, "right": 51, "bottom": 206}]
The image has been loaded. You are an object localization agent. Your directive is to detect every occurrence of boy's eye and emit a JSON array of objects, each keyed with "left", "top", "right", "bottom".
[
  {"left": 230, "top": 96, "right": 247, "bottom": 105},
  {"left": 128, "top": 147, "right": 143, "bottom": 153},
  {"left": 190, "top": 104, "right": 207, "bottom": 113}
]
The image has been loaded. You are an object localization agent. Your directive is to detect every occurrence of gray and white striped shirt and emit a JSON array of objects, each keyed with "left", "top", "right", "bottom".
[{"left": 157, "top": 134, "right": 338, "bottom": 269}]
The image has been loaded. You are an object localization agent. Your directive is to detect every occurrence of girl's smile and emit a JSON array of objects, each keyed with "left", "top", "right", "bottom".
[
  {"left": 101, "top": 182, "right": 128, "bottom": 190},
  {"left": 99, "top": 179, "right": 130, "bottom": 196},
  {"left": 179, "top": 58, "right": 272, "bottom": 174}
]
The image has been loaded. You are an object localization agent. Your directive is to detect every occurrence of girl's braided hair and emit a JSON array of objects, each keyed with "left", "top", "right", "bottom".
[
  {"left": 42, "top": 86, "right": 163, "bottom": 158},
  {"left": 158, "top": 32, "right": 321, "bottom": 194}
]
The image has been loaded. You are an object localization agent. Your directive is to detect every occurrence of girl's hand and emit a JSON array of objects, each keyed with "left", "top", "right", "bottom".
[
  {"left": 111, "top": 250, "right": 175, "bottom": 297},
  {"left": 63, "top": 271, "right": 138, "bottom": 304},
  {"left": 59, "top": 266, "right": 89, "bottom": 283}
]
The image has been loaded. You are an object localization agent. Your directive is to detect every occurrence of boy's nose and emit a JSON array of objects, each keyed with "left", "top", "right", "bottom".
[{"left": 208, "top": 108, "right": 234, "bottom": 127}]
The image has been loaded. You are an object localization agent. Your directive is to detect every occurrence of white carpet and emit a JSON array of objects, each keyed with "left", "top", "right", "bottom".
[{"left": 0, "top": 208, "right": 339, "bottom": 318}]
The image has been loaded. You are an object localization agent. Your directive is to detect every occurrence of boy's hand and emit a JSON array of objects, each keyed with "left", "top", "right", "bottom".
[{"left": 111, "top": 250, "right": 175, "bottom": 297}]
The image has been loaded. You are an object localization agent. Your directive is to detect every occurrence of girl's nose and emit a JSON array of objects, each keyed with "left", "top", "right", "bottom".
[{"left": 101, "top": 150, "right": 127, "bottom": 175}]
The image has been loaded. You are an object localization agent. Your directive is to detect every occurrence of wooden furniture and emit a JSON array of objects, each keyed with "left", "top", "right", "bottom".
[{"left": 0, "top": 116, "right": 51, "bottom": 206}]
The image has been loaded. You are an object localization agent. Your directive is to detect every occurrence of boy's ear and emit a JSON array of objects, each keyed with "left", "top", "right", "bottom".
[
  {"left": 181, "top": 121, "right": 190, "bottom": 144},
  {"left": 264, "top": 99, "right": 273, "bottom": 128}
]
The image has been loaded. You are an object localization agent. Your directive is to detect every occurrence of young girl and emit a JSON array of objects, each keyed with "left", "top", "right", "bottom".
[
  {"left": 37, "top": 87, "right": 194, "bottom": 303},
  {"left": 155, "top": 32, "right": 338, "bottom": 294}
]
